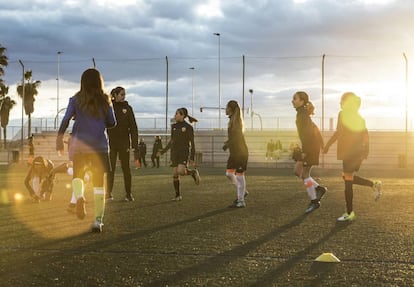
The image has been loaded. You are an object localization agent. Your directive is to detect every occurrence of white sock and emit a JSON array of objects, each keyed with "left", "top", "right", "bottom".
[
  {"left": 70, "top": 192, "right": 77, "bottom": 204},
  {"left": 226, "top": 171, "right": 237, "bottom": 187},
  {"left": 304, "top": 177, "right": 316, "bottom": 200},
  {"left": 236, "top": 174, "right": 246, "bottom": 202}
]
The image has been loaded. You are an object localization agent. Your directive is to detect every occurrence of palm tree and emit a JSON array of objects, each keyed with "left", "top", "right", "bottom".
[
  {"left": 0, "top": 45, "right": 8, "bottom": 85},
  {"left": 0, "top": 84, "right": 16, "bottom": 148},
  {"left": 16, "top": 70, "right": 41, "bottom": 136}
]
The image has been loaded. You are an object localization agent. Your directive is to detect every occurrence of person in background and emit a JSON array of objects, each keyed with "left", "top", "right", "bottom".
[
  {"left": 324, "top": 92, "right": 382, "bottom": 222},
  {"left": 151, "top": 136, "right": 163, "bottom": 168},
  {"left": 292, "top": 91, "right": 327, "bottom": 214},
  {"left": 138, "top": 138, "right": 148, "bottom": 168},
  {"left": 223, "top": 100, "right": 249, "bottom": 208},
  {"left": 106, "top": 86, "right": 139, "bottom": 202},
  {"left": 158, "top": 108, "right": 200, "bottom": 201}
]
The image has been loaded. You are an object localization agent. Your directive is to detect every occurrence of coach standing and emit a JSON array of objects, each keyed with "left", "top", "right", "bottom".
[{"left": 107, "top": 87, "right": 139, "bottom": 202}]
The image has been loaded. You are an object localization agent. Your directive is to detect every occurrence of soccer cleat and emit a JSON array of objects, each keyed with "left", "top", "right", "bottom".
[
  {"left": 91, "top": 217, "right": 104, "bottom": 233},
  {"left": 305, "top": 201, "right": 320, "bottom": 213},
  {"left": 171, "top": 195, "right": 182, "bottom": 201},
  {"left": 373, "top": 181, "right": 382, "bottom": 201},
  {"left": 235, "top": 200, "right": 246, "bottom": 208},
  {"left": 191, "top": 168, "right": 201, "bottom": 185},
  {"left": 106, "top": 194, "right": 114, "bottom": 201},
  {"left": 76, "top": 197, "right": 86, "bottom": 220},
  {"left": 316, "top": 186, "right": 327, "bottom": 201},
  {"left": 337, "top": 211, "right": 356, "bottom": 222},
  {"left": 233, "top": 191, "right": 249, "bottom": 204},
  {"left": 125, "top": 194, "right": 135, "bottom": 202},
  {"left": 31, "top": 195, "right": 41, "bottom": 203}
]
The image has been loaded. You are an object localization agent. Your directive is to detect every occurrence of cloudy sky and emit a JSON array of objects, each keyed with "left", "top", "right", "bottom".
[{"left": 1, "top": 0, "right": 413, "bottom": 130}]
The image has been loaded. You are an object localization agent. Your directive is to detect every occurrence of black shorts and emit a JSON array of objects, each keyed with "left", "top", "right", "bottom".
[
  {"left": 170, "top": 151, "right": 189, "bottom": 167},
  {"left": 227, "top": 154, "right": 248, "bottom": 173},
  {"left": 303, "top": 149, "right": 320, "bottom": 167},
  {"left": 342, "top": 158, "right": 363, "bottom": 173}
]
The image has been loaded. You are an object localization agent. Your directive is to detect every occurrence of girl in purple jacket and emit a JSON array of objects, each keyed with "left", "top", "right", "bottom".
[{"left": 57, "top": 68, "right": 116, "bottom": 233}]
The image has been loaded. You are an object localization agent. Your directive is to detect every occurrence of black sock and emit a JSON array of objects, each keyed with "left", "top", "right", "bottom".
[
  {"left": 345, "top": 180, "right": 353, "bottom": 214},
  {"left": 353, "top": 176, "right": 373, "bottom": 187},
  {"left": 173, "top": 179, "right": 180, "bottom": 197}
]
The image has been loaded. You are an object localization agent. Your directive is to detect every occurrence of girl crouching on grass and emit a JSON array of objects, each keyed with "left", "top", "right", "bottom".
[
  {"left": 292, "top": 91, "right": 327, "bottom": 213},
  {"left": 223, "top": 100, "right": 249, "bottom": 208},
  {"left": 158, "top": 108, "right": 200, "bottom": 201},
  {"left": 324, "top": 92, "right": 381, "bottom": 222}
]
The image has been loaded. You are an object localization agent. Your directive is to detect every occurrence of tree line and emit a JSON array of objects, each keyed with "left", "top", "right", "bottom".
[{"left": 0, "top": 44, "right": 41, "bottom": 149}]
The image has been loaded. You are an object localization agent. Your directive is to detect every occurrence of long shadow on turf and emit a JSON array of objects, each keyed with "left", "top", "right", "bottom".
[
  {"left": 249, "top": 223, "right": 349, "bottom": 287},
  {"left": 145, "top": 213, "right": 308, "bottom": 287}
]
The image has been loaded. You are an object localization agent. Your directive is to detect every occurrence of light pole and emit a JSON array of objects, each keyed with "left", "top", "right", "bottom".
[
  {"left": 249, "top": 89, "right": 253, "bottom": 130},
  {"left": 213, "top": 32, "right": 221, "bottom": 129},
  {"left": 189, "top": 67, "right": 195, "bottom": 115},
  {"left": 56, "top": 51, "right": 63, "bottom": 129},
  {"left": 18, "top": 60, "right": 25, "bottom": 149}
]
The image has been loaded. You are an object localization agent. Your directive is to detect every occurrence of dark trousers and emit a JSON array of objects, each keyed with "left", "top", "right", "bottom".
[
  {"left": 139, "top": 154, "right": 147, "bottom": 167},
  {"left": 108, "top": 148, "right": 131, "bottom": 196},
  {"left": 151, "top": 154, "right": 160, "bottom": 167}
]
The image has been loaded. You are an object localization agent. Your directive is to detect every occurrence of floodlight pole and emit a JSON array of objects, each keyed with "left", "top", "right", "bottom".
[
  {"left": 403, "top": 52, "right": 408, "bottom": 167},
  {"left": 18, "top": 60, "right": 25, "bottom": 150}
]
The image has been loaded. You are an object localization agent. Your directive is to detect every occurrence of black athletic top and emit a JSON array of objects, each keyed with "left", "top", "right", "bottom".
[
  {"left": 295, "top": 106, "right": 323, "bottom": 156},
  {"left": 225, "top": 119, "right": 248, "bottom": 158},
  {"left": 325, "top": 111, "right": 369, "bottom": 160},
  {"left": 107, "top": 101, "right": 139, "bottom": 150},
  {"left": 161, "top": 121, "right": 195, "bottom": 161}
]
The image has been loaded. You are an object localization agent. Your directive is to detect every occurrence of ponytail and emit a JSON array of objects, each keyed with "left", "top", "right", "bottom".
[{"left": 177, "top": 107, "right": 198, "bottom": 123}]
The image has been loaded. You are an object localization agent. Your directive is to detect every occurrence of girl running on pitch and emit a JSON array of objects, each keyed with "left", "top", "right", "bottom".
[
  {"left": 57, "top": 68, "right": 116, "bottom": 233},
  {"left": 223, "top": 100, "right": 249, "bottom": 208},
  {"left": 158, "top": 108, "right": 200, "bottom": 201},
  {"left": 324, "top": 92, "right": 381, "bottom": 222},
  {"left": 292, "top": 91, "right": 327, "bottom": 213}
]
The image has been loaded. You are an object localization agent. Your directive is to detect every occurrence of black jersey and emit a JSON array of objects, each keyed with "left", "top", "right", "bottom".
[
  {"left": 107, "top": 101, "right": 139, "bottom": 150},
  {"left": 295, "top": 106, "right": 323, "bottom": 155},
  {"left": 226, "top": 122, "right": 248, "bottom": 158},
  {"left": 162, "top": 121, "right": 195, "bottom": 161}
]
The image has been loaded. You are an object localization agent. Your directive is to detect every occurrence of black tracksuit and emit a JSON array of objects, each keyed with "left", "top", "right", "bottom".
[
  {"left": 107, "top": 101, "right": 138, "bottom": 197},
  {"left": 151, "top": 138, "right": 163, "bottom": 168}
]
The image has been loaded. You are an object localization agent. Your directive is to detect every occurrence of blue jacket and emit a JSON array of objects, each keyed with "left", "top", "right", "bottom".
[{"left": 58, "top": 96, "right": 116, "bottom": 158}]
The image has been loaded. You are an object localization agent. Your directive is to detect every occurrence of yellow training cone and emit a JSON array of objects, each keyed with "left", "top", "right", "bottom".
[{"left": 314, "top": 253, "right": 340, "bottom": 263}]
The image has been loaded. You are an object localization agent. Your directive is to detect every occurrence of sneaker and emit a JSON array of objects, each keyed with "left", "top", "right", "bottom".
[
  {"left": 91, "top": 217, "right": 104, "bottom": 233},
  {"left": 67, "top": 203, "right": 76, "bottom": 214},
  {"left": 106, "top": 194, "right": 114, "bottom": 201},
  {"left": 233, "top": 191, "right": 249, "bottom": 204},
  {"left": 235, "top": 200, "right": 246, "bottom": 208},
  {"left": 316, "top": 186, "right": 327, "bottom": 201},
  {"left": 337, "top": 211, "right": 356, "bottom": 222},
  {"left": 373, "top": 181, "right": 382, "bottom": 201},
  {"left": 76, "top": 197, "right": 86, "bottom": 220},
  {"left": 191, "top": 169, "right": 201, "bottom": 185},
  {"left": 171, "top": 195, "right": 182, "bottom": 201},
  {"left": 305, "top": 201, "right": 320, "bottom": 213},
  {"left": 125, "top": 194, "right": 135, "bottom": 202},
  {"left": 31, "top": 195, "right": 40, "bottom": 203}
]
